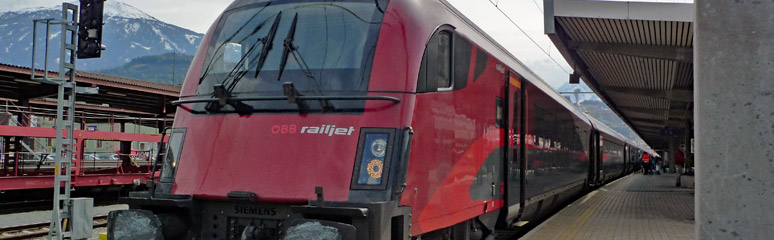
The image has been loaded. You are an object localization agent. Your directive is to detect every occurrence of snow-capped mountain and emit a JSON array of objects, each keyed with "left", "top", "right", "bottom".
[
  {"left": 0, "top": 0, "right": 203, "bottom": 71},
  {"left": 557, "top": 82, "right": 599, "bottom": 104}
]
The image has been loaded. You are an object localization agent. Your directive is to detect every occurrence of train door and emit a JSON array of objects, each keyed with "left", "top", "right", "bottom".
[
  {"left": 589, "top": 131, "right": 599, "bottom": 186},
  {"left": 596, "top": 135, "right": 604, "bottom": 184},
  {"left": 624, "top": 145, "right": 630, "bottom": 174},
  {"left": 505, "top": 71, "right": 524, "bottom": 222}
]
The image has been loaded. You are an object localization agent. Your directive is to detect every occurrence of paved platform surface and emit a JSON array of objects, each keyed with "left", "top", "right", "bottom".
[{"left": 521, "top": 173, "right": 694, "bottom": 240}]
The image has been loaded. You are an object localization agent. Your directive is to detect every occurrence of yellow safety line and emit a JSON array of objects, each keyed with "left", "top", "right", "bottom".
[{"left": 556, "top": 192, "right": 606, "bottom": 240}]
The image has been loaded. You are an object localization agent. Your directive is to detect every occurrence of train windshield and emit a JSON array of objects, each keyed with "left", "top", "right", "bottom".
[{"left": 194, "top": 0, "right": 386, "bottom": 114}]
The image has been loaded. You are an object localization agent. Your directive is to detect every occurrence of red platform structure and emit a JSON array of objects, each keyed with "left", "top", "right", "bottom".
[{"left": 0, "top": 124, "right": 168, "bottom": 191}]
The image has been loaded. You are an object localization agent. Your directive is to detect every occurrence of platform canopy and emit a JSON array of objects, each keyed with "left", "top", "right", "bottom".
[
  {"left": 544, "top": 0, "right": 694, "bottom": 150},
  {"left": 0, "top": 63, "right": 180, "bottom": 117}
]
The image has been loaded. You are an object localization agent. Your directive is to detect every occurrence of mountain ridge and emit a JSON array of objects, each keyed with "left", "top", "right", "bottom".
[
  {"left": 0, "top": 0, "right": 203, "bottom": 71},
  {"left": 94, "top": 52, "right": 193, "bottom": 86}
]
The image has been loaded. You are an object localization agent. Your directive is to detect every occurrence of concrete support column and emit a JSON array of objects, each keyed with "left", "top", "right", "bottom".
[{"left": 696, "top": 1, "right": 774, "bottom": 238}]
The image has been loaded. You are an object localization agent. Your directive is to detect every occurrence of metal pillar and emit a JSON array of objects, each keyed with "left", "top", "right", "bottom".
[
  {"left": 16, "top": 98, "right": 30, "bottom": 127},
  {"left": 667, "top": 137, "right": 675, "bottom": 173},
  {"left": 31, "top": 3, "right": 78, "bottom": 240},
  {"left": 684, "top": 119, "right": 692, "bottom": 169},
  {"left": 50, "top": 6, "right": 78, "bottom": 239},
  {"left": 696, "top": 1, "right": 774, "bottom": 238},
  {"left": 119, "top": 121, "right": 126, "bottom": 133}
]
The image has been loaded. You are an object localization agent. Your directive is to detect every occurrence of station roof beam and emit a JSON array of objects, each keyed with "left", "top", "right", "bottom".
[
  {"left": 544, "top": 0, "right": 694, "bottom": 149},
  {"left": 0, "top": 63, "right": 180, "bottom": 117}
]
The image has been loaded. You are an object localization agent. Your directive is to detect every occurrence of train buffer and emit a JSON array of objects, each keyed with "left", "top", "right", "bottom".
[{"left": 521, "top": 173, "right": 694, "bottom": 240}]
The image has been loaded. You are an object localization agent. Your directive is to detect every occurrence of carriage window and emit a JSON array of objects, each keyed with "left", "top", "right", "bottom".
[
  {"left": 417, "top": 27, "right": 472, "bottom": 93},
  {"left": 437, "top": 31, "right": 453, "bottom": 90}
]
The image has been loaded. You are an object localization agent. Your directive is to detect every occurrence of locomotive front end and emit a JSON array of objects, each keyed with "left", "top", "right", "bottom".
[{"left": 108, "top": 0, "right": 416, "bottom": 239}]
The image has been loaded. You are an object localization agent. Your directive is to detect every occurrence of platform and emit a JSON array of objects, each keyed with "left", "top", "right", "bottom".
[{"left": 521, "top": 173, "right": 694, "bottom": 240}]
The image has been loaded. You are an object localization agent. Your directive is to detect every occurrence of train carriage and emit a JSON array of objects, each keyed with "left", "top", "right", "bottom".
[
  {"left": 587, "top": 116, "right": 627, "bottom": 185},
  {"left": 107, "top": 0, "right": 651, "bottom": 239}
]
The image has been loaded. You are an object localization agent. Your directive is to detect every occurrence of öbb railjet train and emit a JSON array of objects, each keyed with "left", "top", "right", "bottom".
[{"left": 107, "top": 0, "right": 653, "bottom": 239}]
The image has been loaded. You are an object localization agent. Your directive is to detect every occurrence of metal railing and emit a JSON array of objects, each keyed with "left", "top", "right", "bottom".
[
  {"left": 79, "top": 151, "right": 157, "bottom": 174},
  {"left": 0, "top": 150, "right": 159, "bottom": 177},
  {"left": 0, "top": 99, "right": 172, "bottom": 133}
]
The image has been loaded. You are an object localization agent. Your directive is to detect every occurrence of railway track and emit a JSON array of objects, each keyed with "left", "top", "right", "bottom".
[
  {"left": 0, "top": 215, "right": 107, "bottom": 240},
  {"left": 0, "top": 200, "right": 120, "bottom": 215}
]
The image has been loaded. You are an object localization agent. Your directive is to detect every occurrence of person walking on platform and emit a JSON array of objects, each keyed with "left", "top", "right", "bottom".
[
  {"left": 675, "top": 145, "right": 686, "bottom": 186},
  {"left": 642, "top": 153, "right": 651, "bottom": 175}
]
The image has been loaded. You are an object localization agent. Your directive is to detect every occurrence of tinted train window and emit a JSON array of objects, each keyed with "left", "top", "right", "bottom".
[
  {"left": 437, "top": 31, "right": 453, "bottom": 90},
  {"left": 417, "top": 27, "right": 472, "bottom": 93},
  {"left": 453, "top": 34, "right": 472, "bottom": 89},
  {"left": 193, "top": 1, "right": 386, "bottom": 114},
  {"left": 473, "top": 48, "right": 488, "bottom": 81}
]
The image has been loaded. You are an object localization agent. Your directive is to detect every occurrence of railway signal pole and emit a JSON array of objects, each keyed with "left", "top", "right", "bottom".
[{"left": 30, "top": 1, "right": 102, "bottom": 239}]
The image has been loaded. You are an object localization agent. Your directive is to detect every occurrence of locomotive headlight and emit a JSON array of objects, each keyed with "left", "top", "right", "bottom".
[
  {"left": 352, "top": 129, "right": 395, "bottom": 188},
  {"left": 371, "top": 138, "right": 387, "bottom": 157}
]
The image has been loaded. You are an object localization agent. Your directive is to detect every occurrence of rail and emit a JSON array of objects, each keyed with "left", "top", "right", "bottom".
[{"left": 0, "top": 215, "right": 107, "bottom": 240}]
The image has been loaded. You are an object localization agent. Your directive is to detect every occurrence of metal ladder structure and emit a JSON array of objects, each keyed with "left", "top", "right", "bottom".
[{"left": 31, "top": 3, "right": 79, "bottom": 240}]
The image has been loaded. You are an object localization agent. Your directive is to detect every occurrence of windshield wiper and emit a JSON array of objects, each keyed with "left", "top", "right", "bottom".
[
  {"left": 277, "top": 13, "right": 334, "bottom": 112},
  {"left": 204, "top": 12, "right": 283, "bottom": 113},
  {"left": 198, "top": 12, "right": 271, "bottom": 85},
  {"left": 198, "top": 2, "right": 277, "bottom": 85},
  {"left": 252, "top": 12, "right": 282, "bottom": 79},
  {"left": 221, "top": 12, "right": 282, "bottom": 93},
  {"left": 203, "top": 41, "right": 262, "bottom": 112},
  {"left": 278, "top": 13, "right": 300, "bottom": 81}
]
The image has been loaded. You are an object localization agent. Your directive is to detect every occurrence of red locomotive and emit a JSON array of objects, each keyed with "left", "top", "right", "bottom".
[{"left": 108, "top": 0, "right": 653, "bottom": 239}]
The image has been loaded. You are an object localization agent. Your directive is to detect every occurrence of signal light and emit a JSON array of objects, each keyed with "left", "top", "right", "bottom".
[{"left": 77, "top": 0, "right": 105, "bottom": 59}]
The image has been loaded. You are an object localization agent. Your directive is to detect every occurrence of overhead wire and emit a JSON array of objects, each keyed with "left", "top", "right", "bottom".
[
  {"left": 485, "top": 0, "right": 570, "bottom": 74},
  {"left": 482, "top": 0, "right": 649, "bottom": 144},
  {"left": 531, "top": 0, "right": 543, "bottom": 13}
]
